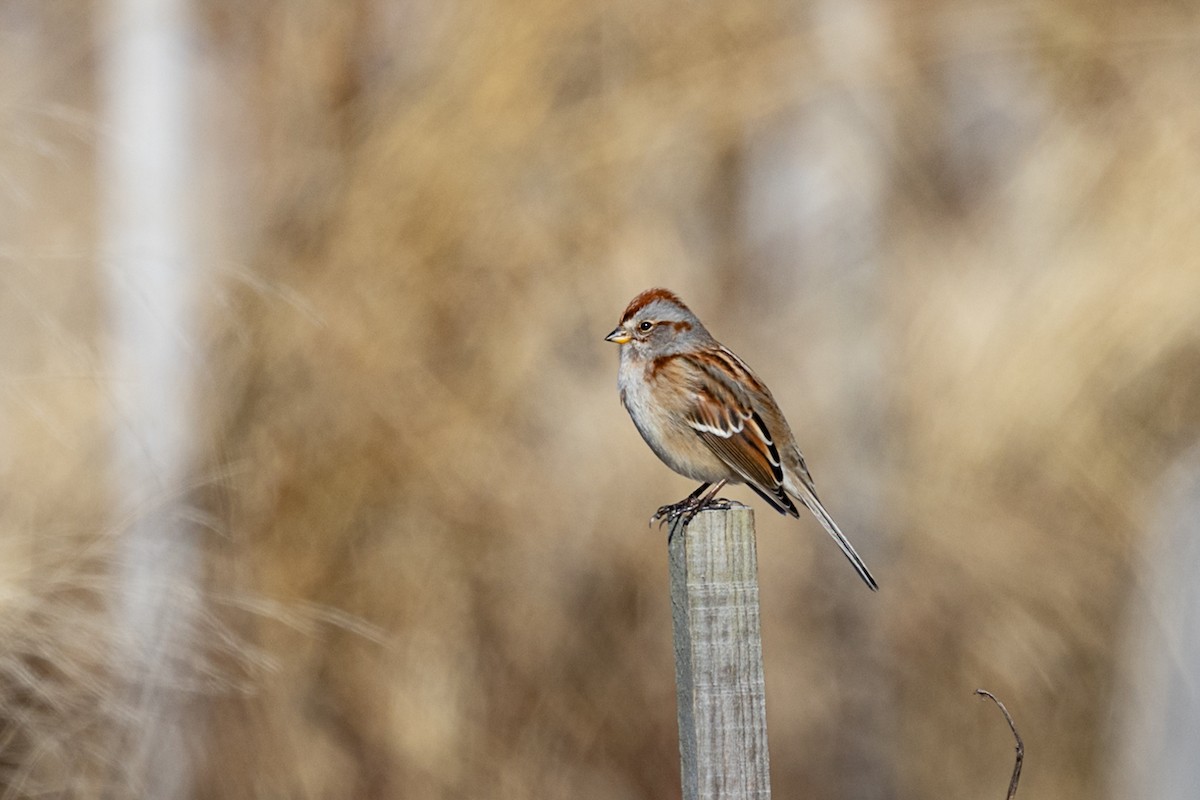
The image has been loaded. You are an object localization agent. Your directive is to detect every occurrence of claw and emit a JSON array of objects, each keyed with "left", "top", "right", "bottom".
[{"left": 653, "top": 491, "right": 735, "bottom": 540}]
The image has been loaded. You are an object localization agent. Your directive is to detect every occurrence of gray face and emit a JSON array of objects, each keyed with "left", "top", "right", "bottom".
[{"left": 621, "top": 299, "right": 709, "bottom": 359}]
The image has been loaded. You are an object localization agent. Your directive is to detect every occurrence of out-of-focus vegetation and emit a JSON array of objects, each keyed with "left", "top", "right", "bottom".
[{"left": 2, "top": 1, "right": 1199, "bottom": 797}]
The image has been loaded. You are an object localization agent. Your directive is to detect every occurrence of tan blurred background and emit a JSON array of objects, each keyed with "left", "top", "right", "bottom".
[{"left": 3, "top": 0, "right": 1200, "bottom": 797}]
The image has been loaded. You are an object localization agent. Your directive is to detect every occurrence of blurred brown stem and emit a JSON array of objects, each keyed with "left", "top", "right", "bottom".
[{"left": 975, "top": 689, "right": 1023, "bottom": 800}]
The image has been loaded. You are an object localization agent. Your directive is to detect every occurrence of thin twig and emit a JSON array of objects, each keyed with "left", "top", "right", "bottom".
[{"left": 975, "top": 689, "right": 1023, "bottom": 800}]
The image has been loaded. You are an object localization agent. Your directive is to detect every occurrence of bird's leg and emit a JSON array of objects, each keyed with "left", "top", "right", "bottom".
[
  {"left": 651, "top": 482, "right": 710, "bottom": 528},
  {"left": 696, "top": 479, "right": 732, "bottom": 509},
  {"left": 680, "top": 479, "right": 730, "bottom": 525},
  {"left": 653, "top": 480, "right": 735, "bottom": 534}
]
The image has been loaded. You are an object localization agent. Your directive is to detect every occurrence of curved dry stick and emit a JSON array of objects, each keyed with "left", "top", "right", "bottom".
[{"left": 975, "top": 689, "right": 1023, "bottom": 800}]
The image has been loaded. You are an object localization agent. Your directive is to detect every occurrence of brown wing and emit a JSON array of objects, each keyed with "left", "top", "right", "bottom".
[{"left": 681, "top": 349, "right": 798, "bottom": 516}]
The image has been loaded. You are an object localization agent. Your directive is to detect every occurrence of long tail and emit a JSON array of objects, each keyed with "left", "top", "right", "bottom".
[{"left": 792, "top": 484, "right": 878, "bottom": 591}]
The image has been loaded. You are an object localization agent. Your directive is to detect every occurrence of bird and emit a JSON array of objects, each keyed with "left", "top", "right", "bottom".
[{"left": 605, "top": 288, "right": 878, "bottom": 591}]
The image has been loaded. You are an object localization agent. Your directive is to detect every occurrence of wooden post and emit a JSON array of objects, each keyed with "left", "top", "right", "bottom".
[{"left": 670, "top": 505, "right": 772, "bottom": 799}]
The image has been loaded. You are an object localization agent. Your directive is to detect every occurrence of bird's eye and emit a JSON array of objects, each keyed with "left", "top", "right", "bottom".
[{"left": 638, "top": 321, "right": 654, "bottom": 332}]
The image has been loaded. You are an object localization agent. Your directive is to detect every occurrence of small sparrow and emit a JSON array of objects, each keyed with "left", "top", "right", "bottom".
[{"left": 606, "top": 288, "right": 878, "bottom": 591}]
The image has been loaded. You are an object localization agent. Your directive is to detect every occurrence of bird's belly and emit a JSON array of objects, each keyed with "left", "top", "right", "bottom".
[{"left": 619, "top": 368, "right": 732, "bottom": 483}]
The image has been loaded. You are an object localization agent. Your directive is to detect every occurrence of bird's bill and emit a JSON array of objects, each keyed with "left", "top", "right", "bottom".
[{"left": 605, "top": 327, "right": 631, "bottom": 344}]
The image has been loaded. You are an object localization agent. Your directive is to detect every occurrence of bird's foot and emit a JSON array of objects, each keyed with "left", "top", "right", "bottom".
[
  {"left": 651, "top": 495, "right": 736, "bottom": 536},
  {"left": 650, "top": 499, "right": 695, "bottom": 529}
]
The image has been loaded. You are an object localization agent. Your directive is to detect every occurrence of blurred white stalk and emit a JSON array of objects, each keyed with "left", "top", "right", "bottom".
[
  {"left": 748, "top": 0, "right": 893, "bottom": 794},
  {"left": 97, "top": 0, "right": 198, "bottom": 795},
  {"left": 1116, "top": 449, "right": 1200, "bottom": 800}
]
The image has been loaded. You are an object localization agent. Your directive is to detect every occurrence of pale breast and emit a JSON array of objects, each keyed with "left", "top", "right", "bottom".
[{"left": 617, "top": 354, "right": 733, "bottom": 483}]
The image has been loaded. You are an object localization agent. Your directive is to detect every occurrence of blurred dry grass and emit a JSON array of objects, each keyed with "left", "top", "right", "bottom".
[{"left": 2, "top": 0, "right": 1200, "bottom": 798}]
